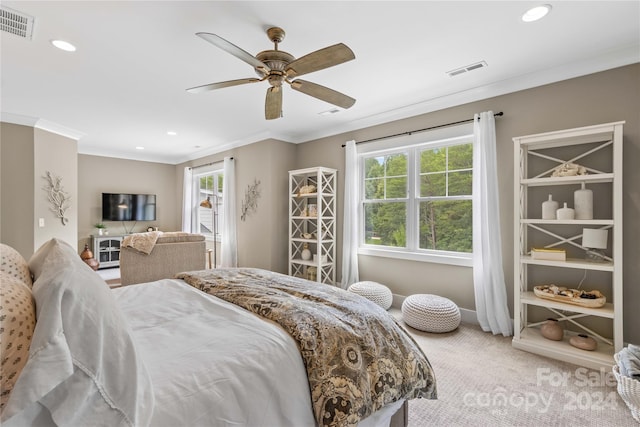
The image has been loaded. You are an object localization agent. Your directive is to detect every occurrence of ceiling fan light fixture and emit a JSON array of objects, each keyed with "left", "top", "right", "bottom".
[{"left": 522, "top": 4, "right": 551, "bottom": 22}]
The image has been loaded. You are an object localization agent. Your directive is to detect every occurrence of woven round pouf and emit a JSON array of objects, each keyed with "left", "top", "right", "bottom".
[
  {"left": 348, "top": 281, "right": 393, "bottom": 310},
  {"left": 402, "top": 294, "right": 460, "bottom": 333}
]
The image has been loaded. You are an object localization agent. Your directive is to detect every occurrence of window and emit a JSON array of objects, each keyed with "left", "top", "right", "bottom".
[
  {"left": 195, "top": 169, "right": 224, "bottom": 240},
  {"left": 359, "top": 133, "right": 473, "bottom": 266}
]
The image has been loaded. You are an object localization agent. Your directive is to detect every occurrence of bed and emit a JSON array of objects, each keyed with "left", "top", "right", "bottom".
[{"left": 1, "top": 239, "right": 436, "bottom": 426}]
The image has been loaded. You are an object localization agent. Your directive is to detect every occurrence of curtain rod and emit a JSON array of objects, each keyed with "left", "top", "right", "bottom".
[
  {"left": 341, "top": 111, "right": 503, "bottom": 147},
  {"left": 189, "top": 156, "right": 234, "bottom": 170}
]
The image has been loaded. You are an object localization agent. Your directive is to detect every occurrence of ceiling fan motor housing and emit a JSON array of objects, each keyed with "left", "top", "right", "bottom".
[{"left": 255, "top": 50, "right": 294, "bottom": 86}]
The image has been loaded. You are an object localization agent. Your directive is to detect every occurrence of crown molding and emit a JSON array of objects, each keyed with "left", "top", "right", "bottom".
[
  {"left": 1, "top": 112, "right": 39, "bottom": 127},
  {"left": 1, "top": 112, "right": 85, "bottom": 140},
  {"left": 34, "top": 119, "right": 85, "bottom": 141}
]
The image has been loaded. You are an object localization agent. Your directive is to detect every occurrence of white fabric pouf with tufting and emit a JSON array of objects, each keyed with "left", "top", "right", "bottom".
[
  {"left": 348, "top": 281, "right": 393, "bottom": 310},
  {"left": 401, "top": 294, "right": 461, "bottom": 333}
]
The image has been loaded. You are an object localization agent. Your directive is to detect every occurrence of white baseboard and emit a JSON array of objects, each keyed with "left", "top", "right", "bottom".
[{"left": 458, "top": 307, "right": 480, "bottom": 325}]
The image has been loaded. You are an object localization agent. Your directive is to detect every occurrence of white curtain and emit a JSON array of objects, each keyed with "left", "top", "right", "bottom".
[
  {"left": 340, "top": 140, "right": 359, "bottom": 289},
  {"left": 182, "top": 167, "right": 194, "bottom": 232},
  {"left": 221, "top": 157, "right": 237, "bottom": 267},
  {"left": 472, "top": 111, "right": 513, "bottom": 336}
]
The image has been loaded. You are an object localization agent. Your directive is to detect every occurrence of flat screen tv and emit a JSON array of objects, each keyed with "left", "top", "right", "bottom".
[{"left": 102, "top": 193, "right": 156, "bottom": 221}]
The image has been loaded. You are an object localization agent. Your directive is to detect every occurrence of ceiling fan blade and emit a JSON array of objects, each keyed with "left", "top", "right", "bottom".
[
  {"left": 265, "top": 86, "right": 283, "bottom": 120},
  {"left": 186, "top": 78, "right": 261, "bottom": 94},
  {"left": 285, "top": 43, "right": 355, "bottom": 77},
  {"left": 290, "top": 79, "right": 356, "bottom": 109},
  {"left": 196, "top": 32, "right": 270, "bottom": 73}
]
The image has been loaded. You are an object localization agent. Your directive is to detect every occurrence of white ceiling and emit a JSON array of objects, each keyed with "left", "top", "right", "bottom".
[{"left": 1, "top": 1, "right": 639, "bottom": 164}]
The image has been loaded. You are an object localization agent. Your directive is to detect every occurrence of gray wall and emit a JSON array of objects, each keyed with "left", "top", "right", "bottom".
[
  {"left": 174, "top": 139, "right": 297, "bottom": 273},
  {"left": 296, "top": 63, "right": 640, "bottom": 344},
  {"left": 33, "top": 128, "right": 78, "bottom": 251},
  {"left": 77, "top": 154, "right": 178, "bottom": 252},
  {"left": 1, "top": 123, "right": 35, "bottom": 258},
  {"left": 1, "top": 123, "right": 77, "bottom": 257},
  {"left": 2, "top": 64, "right": 637, "bottom": 344}
]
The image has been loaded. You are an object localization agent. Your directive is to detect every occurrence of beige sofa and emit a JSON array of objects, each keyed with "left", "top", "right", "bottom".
[{"left": 120, "top": 233, "right": 206, "bottom": 286}]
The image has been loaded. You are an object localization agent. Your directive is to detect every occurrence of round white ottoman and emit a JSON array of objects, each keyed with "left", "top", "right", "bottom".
[
  {"left": 402, "top": 294, "right": 460, "bottom": 333},
  {"left": 348, "top": 281, "right": 393, "bottom": 310}
]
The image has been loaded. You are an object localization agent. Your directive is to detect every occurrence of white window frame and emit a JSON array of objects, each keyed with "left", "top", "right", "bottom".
[
  {"left": 193, "top": 165, "right": 224, "bottom": 243},
  {"left": 357, "top": 124, "right": 474, "bottom": 267}
]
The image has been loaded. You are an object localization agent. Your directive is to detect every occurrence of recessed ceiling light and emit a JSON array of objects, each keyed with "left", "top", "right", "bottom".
[
  {"left": 522, "top": 4, "right": 551, "bottom": 22},
  {"left": 51, "top": 39, "right": 76, "bottom": 52},
  {"left": 135, "top": 146, "right": 144, "bottom": 150},
  {"left": 167, "top": 131, "right": 177, "bottom": 136}
]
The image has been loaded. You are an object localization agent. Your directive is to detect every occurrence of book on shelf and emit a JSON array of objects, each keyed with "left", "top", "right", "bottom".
[{"left": 530, "top": 248, "right": 566, "bottom": 261}]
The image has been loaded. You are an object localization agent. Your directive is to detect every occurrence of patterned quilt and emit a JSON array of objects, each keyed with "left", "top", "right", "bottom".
[{"left": 177, "top": 268, "right": 437, "bottom": 427}]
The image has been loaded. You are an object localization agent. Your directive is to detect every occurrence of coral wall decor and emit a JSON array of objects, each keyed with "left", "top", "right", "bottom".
[
  {"left": 241, "top": 178, "right": 261, "bottom": 221},
  {"left": 43, "top": 171, "right": 71, "bottom": 225}
]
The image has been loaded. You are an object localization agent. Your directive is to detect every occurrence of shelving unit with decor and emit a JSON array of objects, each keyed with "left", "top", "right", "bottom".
[
  {"left": 288, "top": 167, "right": 337, "bottom": 285},
  {"left": 512, "top": 121, "right": 624, "bottom": 370},
  {"left": 92, "top": 235, "right": 124, "bottom": 269}
]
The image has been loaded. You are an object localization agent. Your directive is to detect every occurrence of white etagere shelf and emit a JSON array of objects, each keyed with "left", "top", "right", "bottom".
[
  {"left": 288, "top": 167, "right": 337, "bottom": 285},
  {"left": 512, "top": 121, "right": 624, "bottom": 371},
  {"left": 520, "top": 256, "right": 614, "bottom": 271}
]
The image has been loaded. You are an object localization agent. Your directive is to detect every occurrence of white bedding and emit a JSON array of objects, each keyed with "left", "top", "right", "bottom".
[
  {"left": 2, "top": 237, "right": 404, "bottom": 426},
  {"left": 113, "top": 278, "right": 315, "bottom": 426},
  {"left": 113, "top": 278, "right": 403, "bottom": 427}
]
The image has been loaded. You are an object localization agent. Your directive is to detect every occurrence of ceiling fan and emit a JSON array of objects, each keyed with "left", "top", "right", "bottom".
[{"left": 186, "top": 27, "right": 356, "bottom": 120}]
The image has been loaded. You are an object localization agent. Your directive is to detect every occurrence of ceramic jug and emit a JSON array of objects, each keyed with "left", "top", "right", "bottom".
[
  {"left": 556, "top": 202, "right": 575, "bottom": 220},
  {"left": 542, "top": 194, "right": 559, "bottom": 220}
]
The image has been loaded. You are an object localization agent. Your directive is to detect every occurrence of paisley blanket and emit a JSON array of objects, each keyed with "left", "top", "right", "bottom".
[{"left": 177, "top": 268, "right": 437, "bottom": 427}]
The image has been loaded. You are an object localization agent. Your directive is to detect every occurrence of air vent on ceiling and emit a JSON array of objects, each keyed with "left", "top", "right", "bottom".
[
  {"left": 318, "top": 107, "right": 341, "bottom": 116},
  {"left": 446, "top": 61, "right": 488, "bottom": 77},
  {"left": 1, "top": 6, "right": 35, "bottom": 40}
]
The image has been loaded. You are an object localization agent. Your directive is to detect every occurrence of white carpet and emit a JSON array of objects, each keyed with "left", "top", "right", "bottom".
[
  {"left": 96, "top": 267, "right": 121, "bottom": 286},
  {"left": 390, "top": 309, "right": 638, "bottom": 426}
]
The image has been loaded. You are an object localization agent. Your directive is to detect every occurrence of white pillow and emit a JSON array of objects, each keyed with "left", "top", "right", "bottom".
[
  {"left": 2, "top": 239, "right": 154, "bottom": 426},
  {"left": 27, "top": 239, "right": 67, "bottom": 282}
]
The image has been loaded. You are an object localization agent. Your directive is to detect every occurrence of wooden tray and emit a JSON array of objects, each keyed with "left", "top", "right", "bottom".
[{"left": 533, "top": 286, "right": 606, "bottom": 308}]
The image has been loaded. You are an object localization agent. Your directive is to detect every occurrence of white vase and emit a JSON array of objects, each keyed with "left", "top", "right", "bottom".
[
  {"left": 556, "top": 202, "right": 575, "bottom": 220},
  {"left": 542, "top": 194, "right": 558, "bottom": 220},
  {"left": 301, "top": 243, "right": 312, "bottom": 261},
  {"left": 574, "top": 182, "right": 593, "bottom": 220}
]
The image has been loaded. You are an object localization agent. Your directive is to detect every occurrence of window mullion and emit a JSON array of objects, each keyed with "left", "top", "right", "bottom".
[
  {"left": 358, "top": 134, "right": 473, "bottom": 261},
  {"left": 407, "top": 148, "right": 417, "bottom": 251}
]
